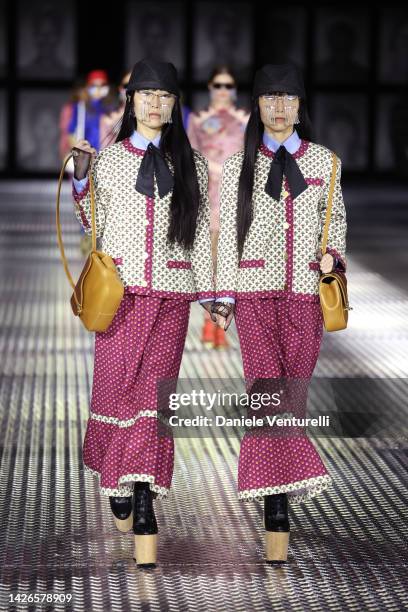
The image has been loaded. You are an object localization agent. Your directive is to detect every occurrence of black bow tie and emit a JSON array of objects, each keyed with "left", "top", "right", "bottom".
[
  {"left": 135, "top": 142, "right": 174, "bottom": 198},
  {"left": 265, "top": 145, "right": 307, "bottom": 201}
]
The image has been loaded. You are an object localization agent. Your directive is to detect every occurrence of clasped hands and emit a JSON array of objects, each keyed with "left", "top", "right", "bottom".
[{"left": 201, "top": 301, "right": 235, "bottom": 331}]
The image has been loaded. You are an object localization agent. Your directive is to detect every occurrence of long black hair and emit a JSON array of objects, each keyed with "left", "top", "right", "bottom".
[
  {"left": 237, "top": 97, "right": 313, "bottom": 259},
  {"left": 115, "top": 90, "right": 201, "bottom": 250}
]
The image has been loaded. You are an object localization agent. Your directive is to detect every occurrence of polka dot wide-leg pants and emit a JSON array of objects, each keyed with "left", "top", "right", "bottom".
[
  {"left": 234, "top": 297, "right": 332, "bottom": 504},
  {"left": 82, "top": 294, "right": 190, "bottom": 499}
]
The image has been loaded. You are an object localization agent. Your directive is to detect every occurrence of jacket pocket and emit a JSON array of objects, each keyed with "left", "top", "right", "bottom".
[
  {"left": 305, "top": 177, "right": 324, "bottom": 187},
  {"left": 166, "top": 260, "right": 192, "bottom": 269},
  {"left": 239, "top": 258, "right": 265, "bottom": 269}
]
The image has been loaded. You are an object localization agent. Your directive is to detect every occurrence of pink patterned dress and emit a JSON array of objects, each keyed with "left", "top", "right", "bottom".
[{"left": 187, "top": 106, "right": 249, "bottom": 233}]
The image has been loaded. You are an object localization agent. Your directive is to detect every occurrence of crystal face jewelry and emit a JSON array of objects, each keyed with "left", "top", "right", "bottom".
[
  {"left": 135, "top": 90, "right": 176, "bottom": 124},
  {"left": 261, "top": 94, "right": 299, "bottom": 104},
  {"left": 137, "top": 97, "right": 150, "bottom": 122},
  {"left": 160, "top": 102, "right": 173, "bottom": 124},
  {"left": 284, "top": 104, "right": 300, "bottom": 125},
  {"left": 261, "top": 93, "right": 299, "bottom": 126}
]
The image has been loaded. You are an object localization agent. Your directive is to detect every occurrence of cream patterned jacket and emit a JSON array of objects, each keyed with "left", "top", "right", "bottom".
[
  {"left": 72, "top": 137, "right": 215, "bottom": 301},
  {"left": 216, "top": 139, "right": 347, "bottom": 302}
]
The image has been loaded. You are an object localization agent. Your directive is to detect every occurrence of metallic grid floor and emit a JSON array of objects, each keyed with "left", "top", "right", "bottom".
[{"left": 0, "top": 181, "right": 407, "bottom": 612}]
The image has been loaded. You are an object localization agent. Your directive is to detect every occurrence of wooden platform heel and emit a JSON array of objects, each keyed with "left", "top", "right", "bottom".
[
  {"left": 132, "top": 482, "right": 158, "bottom": 568},
  {"left": 264, "top": 492, "right": 290, "bottom": 564},
  {"left": 109, "top": 496, "right": 133, "bottom": 533}
]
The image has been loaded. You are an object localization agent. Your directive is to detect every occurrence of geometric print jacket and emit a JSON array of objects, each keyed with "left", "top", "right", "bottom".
[
  {"left": 215, "top": 139, "right": 347, "bottom": 302},
  {"left": 72, "top": 137, "right": 215, "bottom": 301}
]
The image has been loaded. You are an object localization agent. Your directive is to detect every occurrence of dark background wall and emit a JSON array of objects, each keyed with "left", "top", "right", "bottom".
[{"left": 1, "top": 0, "right": 408, "bottom": 180}]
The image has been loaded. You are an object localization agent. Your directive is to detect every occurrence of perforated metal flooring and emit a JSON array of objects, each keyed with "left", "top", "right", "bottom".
[{"left": 0, "top": 181, "right": 406, "bottom": 611}]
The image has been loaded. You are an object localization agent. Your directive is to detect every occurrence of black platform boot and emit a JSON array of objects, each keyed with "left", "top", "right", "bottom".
[
  {"left": 109, "top": 496, "right": 133, "bottom": 533},
  {"left": 264, "top": 493, "right": 290, "bottom": 564},
  {"left": 132, "top": 482, "right": 158, "bottom": 568}
]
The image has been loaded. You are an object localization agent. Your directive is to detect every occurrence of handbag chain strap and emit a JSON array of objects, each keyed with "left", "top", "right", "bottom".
[
  {"left": 320, "top": 152, "right": 337, "bottom": 256},
  {"left": 56, "top": 153, "right": 97, "bottom": 301}
]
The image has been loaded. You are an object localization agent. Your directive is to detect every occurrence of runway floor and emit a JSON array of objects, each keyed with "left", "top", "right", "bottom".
[{"left": 0, "top": 180, "right": 407, "bottom": 611}]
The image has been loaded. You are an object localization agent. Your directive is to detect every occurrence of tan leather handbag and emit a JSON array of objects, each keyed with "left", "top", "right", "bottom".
[
  {"left": 56, "top": 153, "right": 124, "bottom": 332},
  {"left": 318, "top": 153, "right": 352, "bottom": 332}
]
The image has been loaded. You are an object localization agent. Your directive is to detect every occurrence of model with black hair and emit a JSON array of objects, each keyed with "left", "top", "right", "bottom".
[
  {"left": 212, "top": 64, "right": 347, "bottom": 564},
  {"left": 71, "top": 59, "right": 215, "bottom": 568}
]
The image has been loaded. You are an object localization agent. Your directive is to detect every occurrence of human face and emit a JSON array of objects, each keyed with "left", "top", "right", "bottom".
[
  {"left": 208, "top": 73, "right": 236, "bottom": 106},
  {"left": 87, "top": 79, "right": 109, "bottom": 100},
  {"left": 133, "top": 89, "right": 176, "bottom": 128},
  {"left": 258, "top": 91, "right": 300, "bottom": 133}
]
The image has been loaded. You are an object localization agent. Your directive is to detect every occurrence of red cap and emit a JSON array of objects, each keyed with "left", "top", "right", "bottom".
[{"left": 86, "top": 70, "right": 108, "bottom": 84}]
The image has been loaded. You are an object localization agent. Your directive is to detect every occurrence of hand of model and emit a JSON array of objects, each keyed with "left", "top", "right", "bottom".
[
  {"left": 200, "top": 300, "right": 217, "bottom": 323},
  {"left": 211, "top": 302, "right": 235, "bottom": 331},
  {"left": 319, "top": 253, "right": 334, "bottom": 274},
  {"left": 71, "top": 139, "right": 96, "bottom": 180}
]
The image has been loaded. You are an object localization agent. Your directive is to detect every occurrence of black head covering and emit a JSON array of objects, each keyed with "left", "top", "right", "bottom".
[
  {"left": 252, "top": 63, "right": 306, "bottom": 99},
  {"left": 126, "top": 58, "right": 180, "bottom": 96}
]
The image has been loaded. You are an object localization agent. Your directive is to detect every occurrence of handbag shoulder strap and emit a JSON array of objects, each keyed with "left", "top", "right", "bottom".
[
  {"left": 321, "top": 152, "right": 338, "bottom": 255},
  {"left": 56, "top": 154, "right": 97, "bottom": 297}
]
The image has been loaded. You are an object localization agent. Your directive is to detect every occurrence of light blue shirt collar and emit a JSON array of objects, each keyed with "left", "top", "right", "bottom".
[
  {"left": 130, "top": 129, "right": 161, "bottom": 150},
  {"left": 262, "top": 129, "right": 301, "bottom": 154}
]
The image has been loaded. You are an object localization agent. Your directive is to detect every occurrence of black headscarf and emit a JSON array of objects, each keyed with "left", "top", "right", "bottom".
[
  {"left": 126, "top": 58, "right": 180, "bottom": 96},
  {"left": 252, "top": 63, "right": 306, "bottom": 99}
]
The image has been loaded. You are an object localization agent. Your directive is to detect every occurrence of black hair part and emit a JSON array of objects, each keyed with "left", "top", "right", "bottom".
[
  {"left": 116, "top": 91, "right": 201, "bottom": 249},
  {"left": 207, "top": 64, "right": 237, "bottom": 85},
  {"left": 236, "top": 97, "right": 313, "bottom": 259}
]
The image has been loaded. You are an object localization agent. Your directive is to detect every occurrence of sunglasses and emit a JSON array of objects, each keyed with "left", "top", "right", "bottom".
[{"left": 212, "top": 82, "right": 235, "bottom": 89}]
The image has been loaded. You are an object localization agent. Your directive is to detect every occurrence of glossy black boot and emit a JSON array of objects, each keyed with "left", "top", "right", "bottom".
[
  {"left": 109, "top": 496, "right": 133, "bottom": 533},
  {"left": 132, "top": 482, "right": 158, "bottom": 568},
  {"left": 264, "top": 493, "right": 290, "bottom": 564}
]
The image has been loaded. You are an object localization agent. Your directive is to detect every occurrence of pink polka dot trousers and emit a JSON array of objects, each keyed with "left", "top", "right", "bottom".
[
  {"left": 234, "top": 297, "right": 333, "bottom": 505},
  {"left": 82, "top": 295, "right": 190, "bottom": 500}
]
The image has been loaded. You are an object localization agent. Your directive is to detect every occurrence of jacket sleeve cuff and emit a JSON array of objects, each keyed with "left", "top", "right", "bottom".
[
  {"left": 215, "top": 290, "right": 237, "bottom": 300},
  {"left": 215, "top": 297, "right": 235, "bottom": 304}
]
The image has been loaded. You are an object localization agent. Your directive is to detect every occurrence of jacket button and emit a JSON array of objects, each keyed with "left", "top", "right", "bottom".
[
  {"left": 283, "top": 221, "right": 290, "bottom": 230},
  {"left": 144, "top": 219, "right": 149, "bottom": 226},
  {"left": 284, "top": 252, "right": 288, "bottom": 261},
  {"left": 284, "top": 283, "right": 288, "bottom": 290},
  {"left": 143, "top": 252, "right": 149, "bottom": 259},
  {"left": 281, "top": 189, "right": 289, "bottom": 199}
]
